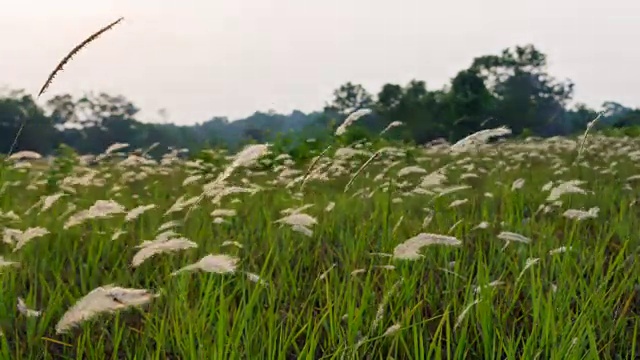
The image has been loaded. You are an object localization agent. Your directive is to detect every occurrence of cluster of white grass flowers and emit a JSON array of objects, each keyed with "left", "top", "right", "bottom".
[
  {"left": 2, "top": 226, "right": 47, "bottom": 248},
  {"left": 165, "top": 195, "right": 200, "bottom": 215},
  {"left": 132, "top": 237, "right": 198, "bottom": 267},
  {"left": 563, "top": 206, "right": 599, "bottom": 220},
  {"left": 335, "top": 108, "right": 372, "bottom": 136},
  {"left": 5, "top": 125, "right": 640, "bottom": 357},
  {"left": 7, "top": 150, "right": 42, "bottom": 161},
  {"left": 450, "top": 126, "right": 512, "bottom": 152},
  {"left": 0, "top": 256, "right": 19, "bottom": 269},
  {"left": 64, "top": 199, "right": 126, "bottom": 229},
  {"left": 380, "top": 121, "right": 404, "bottom": 135},
  {"left": 393, "top": 233, "right": 462, "bottom": 260},
  {"left": 213, "top": 143, "right": 270, "bottom": 185},
  {"left": 40, "top": 192, "right": 66, "bottom": 212},
  {"left": 546, "top": 180, "right": 588, "bottom": 201},
  {"left": 275, "top": 212, "right": 317, "bottom": 237},
  {"left": 171, "top": 254, "right": 239, "bottom": 275},
  {"left": 17, "top": 297, "right": 41, "bottom": 317},
  {"left": 125, "top": 204, "right": 156, "bottom": 222},
  {"left": 497, "top": 231, "right": 531, "bottom": 244},
  {"left": 55, "top": 285, "right": 159, "bottom": 334}
]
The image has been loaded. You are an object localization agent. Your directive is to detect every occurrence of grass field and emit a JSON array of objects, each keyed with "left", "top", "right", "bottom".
[{"left": 0, "top": 134, "right": 639, "bottom": 359}]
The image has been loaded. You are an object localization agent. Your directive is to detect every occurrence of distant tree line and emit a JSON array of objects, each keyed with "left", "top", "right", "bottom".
[{"left": 2, "top": 44, "right": 640, "bottom": 157}]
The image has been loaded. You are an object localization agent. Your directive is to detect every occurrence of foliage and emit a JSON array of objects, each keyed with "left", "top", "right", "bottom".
[{"left": 2, "top": 44, "right": 640, "bottom": 158}]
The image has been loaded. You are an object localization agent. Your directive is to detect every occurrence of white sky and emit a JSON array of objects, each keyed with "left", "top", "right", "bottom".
[{"left": 1, "top": 0, "right": 638, "bottom": 124}]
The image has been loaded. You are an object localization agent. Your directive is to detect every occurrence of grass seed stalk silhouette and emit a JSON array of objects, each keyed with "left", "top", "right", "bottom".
[
  {"left": 5, "top": 17, "right": 124, "bottom": 160},
  {"left": 37, "top": 17, "right": 124, "bottom": 98}
]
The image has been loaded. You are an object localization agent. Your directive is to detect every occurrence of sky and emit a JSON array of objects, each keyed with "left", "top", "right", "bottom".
[{"left": 1, "top": 0, "right": 639, "bottom": 125}]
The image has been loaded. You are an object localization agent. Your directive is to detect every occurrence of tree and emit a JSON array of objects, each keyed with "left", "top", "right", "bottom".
[
  {"left": 325, "top": 82, "right": 373, "bottom": 115},
  {"left": 446, "top": 69, "right": 495, "bottom": 138},
  {"left": 376, "top": 83, "right": 403, "bottom": 116},
  {"left": 470, "top": 44, "right": 574, "bottom": 135},
  {"left": 0, "top": 90, "right": 57, "bottom": 154}
]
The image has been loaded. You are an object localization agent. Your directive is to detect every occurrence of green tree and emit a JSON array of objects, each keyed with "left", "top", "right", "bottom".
[
  {"left": 0, "top": 90, "right": 57, "bottom": 154},
  {"left": 325, "top": 82, "right": 373, "bottom": 115},
  {"left": 471, "top": 44, "right": 574, "bottom": 135},
  {"left": 446, "top": 69, "right": 496, "bottom": 138}
]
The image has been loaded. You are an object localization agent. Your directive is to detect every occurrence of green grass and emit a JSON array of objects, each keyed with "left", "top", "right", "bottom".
[{"left": 0, "top": 136, "right": 639, "bottom": 359}]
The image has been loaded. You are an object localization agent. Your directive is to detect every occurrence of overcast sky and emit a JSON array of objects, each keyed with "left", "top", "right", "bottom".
[{"left": 1, "top": 0, "right": 638, "bottom": 124}]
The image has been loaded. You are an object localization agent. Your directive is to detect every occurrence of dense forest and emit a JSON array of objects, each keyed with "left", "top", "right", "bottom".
[{"left": 2, "top": 44, "right": 640, "bottom": 157}]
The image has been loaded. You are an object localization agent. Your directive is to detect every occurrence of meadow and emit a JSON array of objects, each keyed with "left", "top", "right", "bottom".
[{"left": 0, "top": 130, "right": 639, "bottom": 359}]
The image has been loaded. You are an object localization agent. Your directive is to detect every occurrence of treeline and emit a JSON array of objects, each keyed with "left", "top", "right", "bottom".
[{"left": 2, "top": 44, "right": 640, "bottom": 157}]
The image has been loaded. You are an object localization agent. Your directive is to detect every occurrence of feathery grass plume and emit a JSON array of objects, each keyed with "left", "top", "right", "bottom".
[
  {"left": 511, "top": 178, "right": 525, "bottom": 191},
  {"left": 189, "top": 144, "right": 269, "bottom": 215},
  {"left": 546, "top": 180, "right": 587, "bottom": 202},
  {"left": 210, "top": 209, "right": 237, "bottom": 217},
  {"left": 299, "top": 145, "right": 332, "bottom": 191},
  {"left": 275, "top": 213, "right": 317, "bottom": 227},
  {"left": 517, "top": 257, "right": 540, "bottom": 281},
  {"left": 433, "top": 185, "right": 471, "bottom": 200},
  {"left": 139, "top": 230, "right": 180, "bottom": 248},
  {"left": 0, "top": 256, "right": 19, "bottom": 268},
  {"left": 40, "top": 193, "right": 66, "bottom": 213},
  {"left": 335, "top": 108, "right": 372, "bottom": 136},
  {"left": 473, "top": 280, "right": 504, "bottom": 294},
  {"left": 574, "top": 112, "right": 602, "bottom": 164},
  {"left": 392, "top": 215, "right": 404, "bottom": 234},
  {"left": 17, "top": 297, "right": 41, "bottom": 317},
  {"left": 280, "top": 204, "right": 313, "bottom": 215},
  {"left": 165, "top": 195, "right": 199, "bottom": 215},
  {"left": 171, "top": 254, "right": 239, "bottom": 275},
  {"left": 182, "top": 174, "right": 203, "bottom": 186},
  {"left": 3, "top": 229, "right": 22, "bottom": 245},
  {"left": 397, "top": 165, "right": 428, "bottom": 178},
  {"left": 419, "top": 166, "right": 450, "bottom": 189},
  {"left": 349, "top": 277, "right": 404, "bottom": 357},
  {"left": 455, "top": 298, "right": 481, "bottom": 328},
  {"left": 393, "top": 233, "right": 462, "bottom": 260},
  {"left": 324, "top": 202, "right": 335, "bottom": 212},
  {"left": 549, "top": 246, "right": 571, "bottom": 255},
  {"left": 380, "top": 121, "right": 404, "bottom": 135},
  {"left": 37, "top": 17, "right": 124, "bottom": 98},
  {"left": 370, "top": 278, "right": 403, "bottom": 331},
  {"left": 448, "top": 199, "right": 468, "bottom": 208},
  {"left": 344, "top": 149, "right": 381, "bottom": 192},
  {"left": 221, "top": 240, "right": 243, "bottom": 249},
  {"left": 55, "top": 285, "right": 157, "bottom": 334},
  {"left": 64, "top": 199, "right": 126, "bottom": 229},
  {"left": 216, "top": 144, "right": 270, "bottom": 185},
  {"left": 12, "top": 227, "right": 50, "bottom": 251},
  {"left": 422, "top": 208, "right": 434, "bottom": 229},
  {"left": 317, "top": 264, "right": 336, "bottom": 281},
  {"left": 497, "top": 231, "right": 531, "bottom": 244},
  {"left": 244, "top": 272, "right": 268, "bottom": 286},
  {"left": 450, "top": 126, "right": 512, "bottom": 152},
  {"left": 131, "top": 238, "right": 198, "bottom": 268},
  {"left": 291, "top": 224, "right": 313, "bottom": 237},
  {"left": 448, "top": 219, "right": 464, "bottom": 233},
  {"left": 157, "top": 220, "right": 181, "bottom": 233},
  {"left": 350, "top": 268, "right": 366, "bottom": 276},
  {"left": 104, "top": 142, "right": 129, "bottom": 155},
  {"left": 111, "top": 229, "right": 125, "bottom": 241},
  {"left": 0, "top": 210, "right": 19, "bottom": 222},
  {"left": 563, "top": 207, "right": 599, "bottom": 221},
  {"left": 7, "top": 151, "right": 42, "bottom": 161},
  {"left": 125, "top": 204, "right": 156, "bottom": 222}
]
